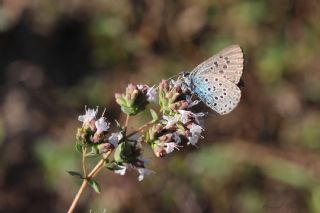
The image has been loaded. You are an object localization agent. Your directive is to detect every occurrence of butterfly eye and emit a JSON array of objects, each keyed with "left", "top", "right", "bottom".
[{"left": 182, "top": 72, "right": 190, "bottom": 78}]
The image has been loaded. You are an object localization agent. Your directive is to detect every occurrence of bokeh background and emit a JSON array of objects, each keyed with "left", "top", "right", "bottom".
[{"left": 0, "top": 0, "right": 320, "bottom": 212}]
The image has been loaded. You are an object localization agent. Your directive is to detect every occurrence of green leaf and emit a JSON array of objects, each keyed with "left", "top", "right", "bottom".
[
  {"left": 121, "top": 106, "right": 136, "bottom": 115},
  {"left": 114, "top": 143, "right": 125, "bottom": 163},
  {"left": 150, "top": 109, "right": 158, "bottom": 123},
  {"left": 67, "top": 171, "right": 83, "bottom": 179},
  {"left": 145, "top": 129, "right": 150, "bottom": 144},
  {"left": 86, "top": 152, "right": 99, "bottom": 158},
  {"left": 85, "top": 145, "right": 100, "bottom": 158},
  {"left": 105, "top": 162, "right": 121, "bottom": 171},
  {"left": 113, "top": 142, "right": 137, "bottom": 163},
  {"left": 75, "top": 143, "right": 83, "bottom": 153},
  {"left": 176, "top": 122, "right": 185, "bottom": 131},
  {"left": 88, "top": 179, "right": 101, "bottom": 194}
]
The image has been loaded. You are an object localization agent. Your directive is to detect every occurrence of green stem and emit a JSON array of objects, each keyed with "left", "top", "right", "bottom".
[
  {"left": 122, "top": 114, "right": 130, "bottom": 137},
  {"left": 67, "top": 151, "right": 112, "bottom": 213},
  {"left": 82, "top": 146, "right": 87, "bottom": 177},
  {"left": 126, "top": 120, "right": 156, "bottom": 138}
]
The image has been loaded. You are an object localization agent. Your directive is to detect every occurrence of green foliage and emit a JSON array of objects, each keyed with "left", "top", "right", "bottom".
[
  {"left": 114, "top": 142, "right": 141, "bottom": 164},
  {"left": 88, "top": 179, "right": 101, "bottom": 194},
  {"left": 105, "top": 161, "right": 121, "bottom": 171},
  {"left": 75, "top": 143, "right": 83, "bottom": 154},
  {"left": 258, "top": 42, "right": 289, "bottom": 84},
  {"left": 76, "top": 127, "right": 93, "bottom": 145},
  {"left": 67, "top": 171, "right": 83, "bottom": 179},
  {"left": 115, "top": 84, "right": 150, "bottom": 116},
  {"left": 35, "top": 138, "right": 78, "bottom": 187},
  {"left": 149, "top": 109, "right": 158, "bottom": 123},
  {"left": 85, "top": 144, "right": 101, "bottom": 158}
]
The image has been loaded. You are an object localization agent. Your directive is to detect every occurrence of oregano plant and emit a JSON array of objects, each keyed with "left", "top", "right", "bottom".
[
  {"left": 67, "top": 44, "right": 244, "bottom": 212},
  {"left": 67, "top": 80, "right": 206, "bottom": 213}
]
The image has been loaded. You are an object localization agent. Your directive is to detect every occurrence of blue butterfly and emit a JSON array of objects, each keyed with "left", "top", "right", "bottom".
[{"left": 182, "top": 45, "right": 244, "bottom": 115}]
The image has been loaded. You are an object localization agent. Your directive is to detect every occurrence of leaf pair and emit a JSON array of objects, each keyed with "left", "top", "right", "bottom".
[{"left": 67, "top": 171, "right": 101, "bottom": 194}]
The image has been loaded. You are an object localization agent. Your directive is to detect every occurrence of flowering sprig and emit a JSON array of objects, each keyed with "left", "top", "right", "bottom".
[
  {"left": 67, "top": 79, "right": 207, "bottom": 213},
  {"left": 146, "top": 80, "right": 205, "bottom": 157},
  {"left": 115, "top": 83, "right": 156, "bottom": 115}
]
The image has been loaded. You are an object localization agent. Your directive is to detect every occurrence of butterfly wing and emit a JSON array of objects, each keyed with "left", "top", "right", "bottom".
[
  {"left": 192, "top": 74, "right": 241, "bottom": 115},
  {"left": 191, "top": 45, "right": 244, "bottom": 84}
]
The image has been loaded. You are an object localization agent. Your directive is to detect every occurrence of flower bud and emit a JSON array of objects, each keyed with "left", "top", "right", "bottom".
[
  {"left": 115, "top": 83, "right": 151, "bottom": 115},
  {"left": 170, "top": 100, "right": 188, "bottom": 110},
  {"left": 148, "top": 123, "right": 164, "bottom": 140},
  {"left": 159, "top": 80, "right": 188, "bottom": 115},
  {"left": 171, "top": 92, "right": 180, "bottom": 103},
  {"left": 153, "top": 146, "right": 166, "bottom": 158},
  {"left": 159, "top": 80, "right": 169, "bottom": 92},
  {"left": 76, "top": 127, "right": 92, "bottom": 144},
  {"left": 98, "top": 142, "right": 115, "bottom": 153},
  {"left": 92, "top": 132, "right": 105, "bottom": 143},
  {"left": 159, "top": 133, "right": 173, "bottom": 143},
  {"left": 114, "top": 141, "right": 143, "bottom": 164},
  {"left": 89, "top": 119, "right": 97, "bottom": 132}
]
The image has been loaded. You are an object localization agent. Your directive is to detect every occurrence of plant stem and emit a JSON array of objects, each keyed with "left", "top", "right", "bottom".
[
  {"left": 68, "top": 114, "right": 140, "bottom": 212},
  {"left": 126, "top": 120, "right": 155, "bottom": 138},
  {"left": 67, "top": 179, "right": 88, "bottom": 213},
  {"left": 124, "top": 114, "right": 130, "bottom": 134},
  {"left": 82, "top": 146, "right": 87, "bottom": 177},
  {"left": 67, "top": 151, "right": 112, "bottom": 213}
]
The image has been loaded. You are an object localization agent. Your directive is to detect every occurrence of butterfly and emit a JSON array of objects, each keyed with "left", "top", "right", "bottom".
[{"left": 181, "top": 44, "right": 244, "bottom": 115}]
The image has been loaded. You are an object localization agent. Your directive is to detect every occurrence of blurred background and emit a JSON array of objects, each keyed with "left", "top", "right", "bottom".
[{"left": 0, "top": 0, "right": 320, "bottom": 212}]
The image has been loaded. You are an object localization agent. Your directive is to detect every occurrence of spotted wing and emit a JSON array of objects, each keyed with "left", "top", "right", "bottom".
[
  {"left": 191, "top": 45, "right": 244, "bottom": 84},
  {"left": 192, "top": 74, "right": 241, "bottom": 115}
]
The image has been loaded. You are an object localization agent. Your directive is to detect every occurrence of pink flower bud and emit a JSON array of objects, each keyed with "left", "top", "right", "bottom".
[
  {"left": 89, "top": 119, "right": 97, "bottom": 132},
  {"left": 115, "top": 93, "right": 121, "bottom": 99},
  {"left": 98, "top": 142, "right": 115, "bottom": 153},
  {"left": 92, "top": 132, "right": 104, "bottom": 143},
  {"left": 153, "top": 145, "right": 166, "bottom": 158}
]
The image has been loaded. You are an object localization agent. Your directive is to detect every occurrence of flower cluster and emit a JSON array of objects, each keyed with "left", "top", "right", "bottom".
[
  {"left": 76, "top": 107, "right": 121, "bottom": 153},
  {"left": 76, "top": 106, "right": 152, "bottom": 181},
  {"left": 146, "top": 80, "right": 205, "bottom": 157},
  {"left": 108, "top": 141, "right": 154, "bottom": 181},
  {"left": 74, "top": 80, "right": 206, "bottom": 183},
  {"left": 115, "top": 83, "right": 156, "bottom": 115}
]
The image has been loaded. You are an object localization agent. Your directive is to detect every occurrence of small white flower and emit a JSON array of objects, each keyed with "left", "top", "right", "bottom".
[
  {"left": 178, "top": 110, "right": 191, "bottom": 124},
  {"left": 187, "top": 124, "right": 204, "bottom": 146},
  {"left": 178, "top": 110, "right": 206, "bottom": 124},
  {"left": 114, "top": 165, "right": 127, "bottom": 176},
  {"left": 163, "top": 114, "right": 180, "bottom": 128},
  {"left": 137, "top": 84, "right": 144, "bottom": 90},
  {"left": 188, "top": 134, "right": 200, "bottom": 146},
  {"left": 190, "top": 124, "right": 203, "bottom": 135},
  {"left": 185, "top": 95, "right": 200, "bottom": 108},
  {"left": 108, "top": 132, "right": 123, "bottom": 147},
  {"left": 171, "top": 79, "right": 183, "bottom": 88},
  {"left": 164, "top": 142, "right": 180, "bottom": 154},
  {"left": 78, "top": 106, "right": 99, "bottom": 125},
  {"left": 95, "top": 117, "right": 110, "bottom": 134},
  {"left": 137, "top": 168, "right": 155, "bottom": 181},
  {"left": 172, "top": 132, "right": 181, "bottom": 144},
  {"left": 146, "top": 86, "right": 158, "bottom": 103}
]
